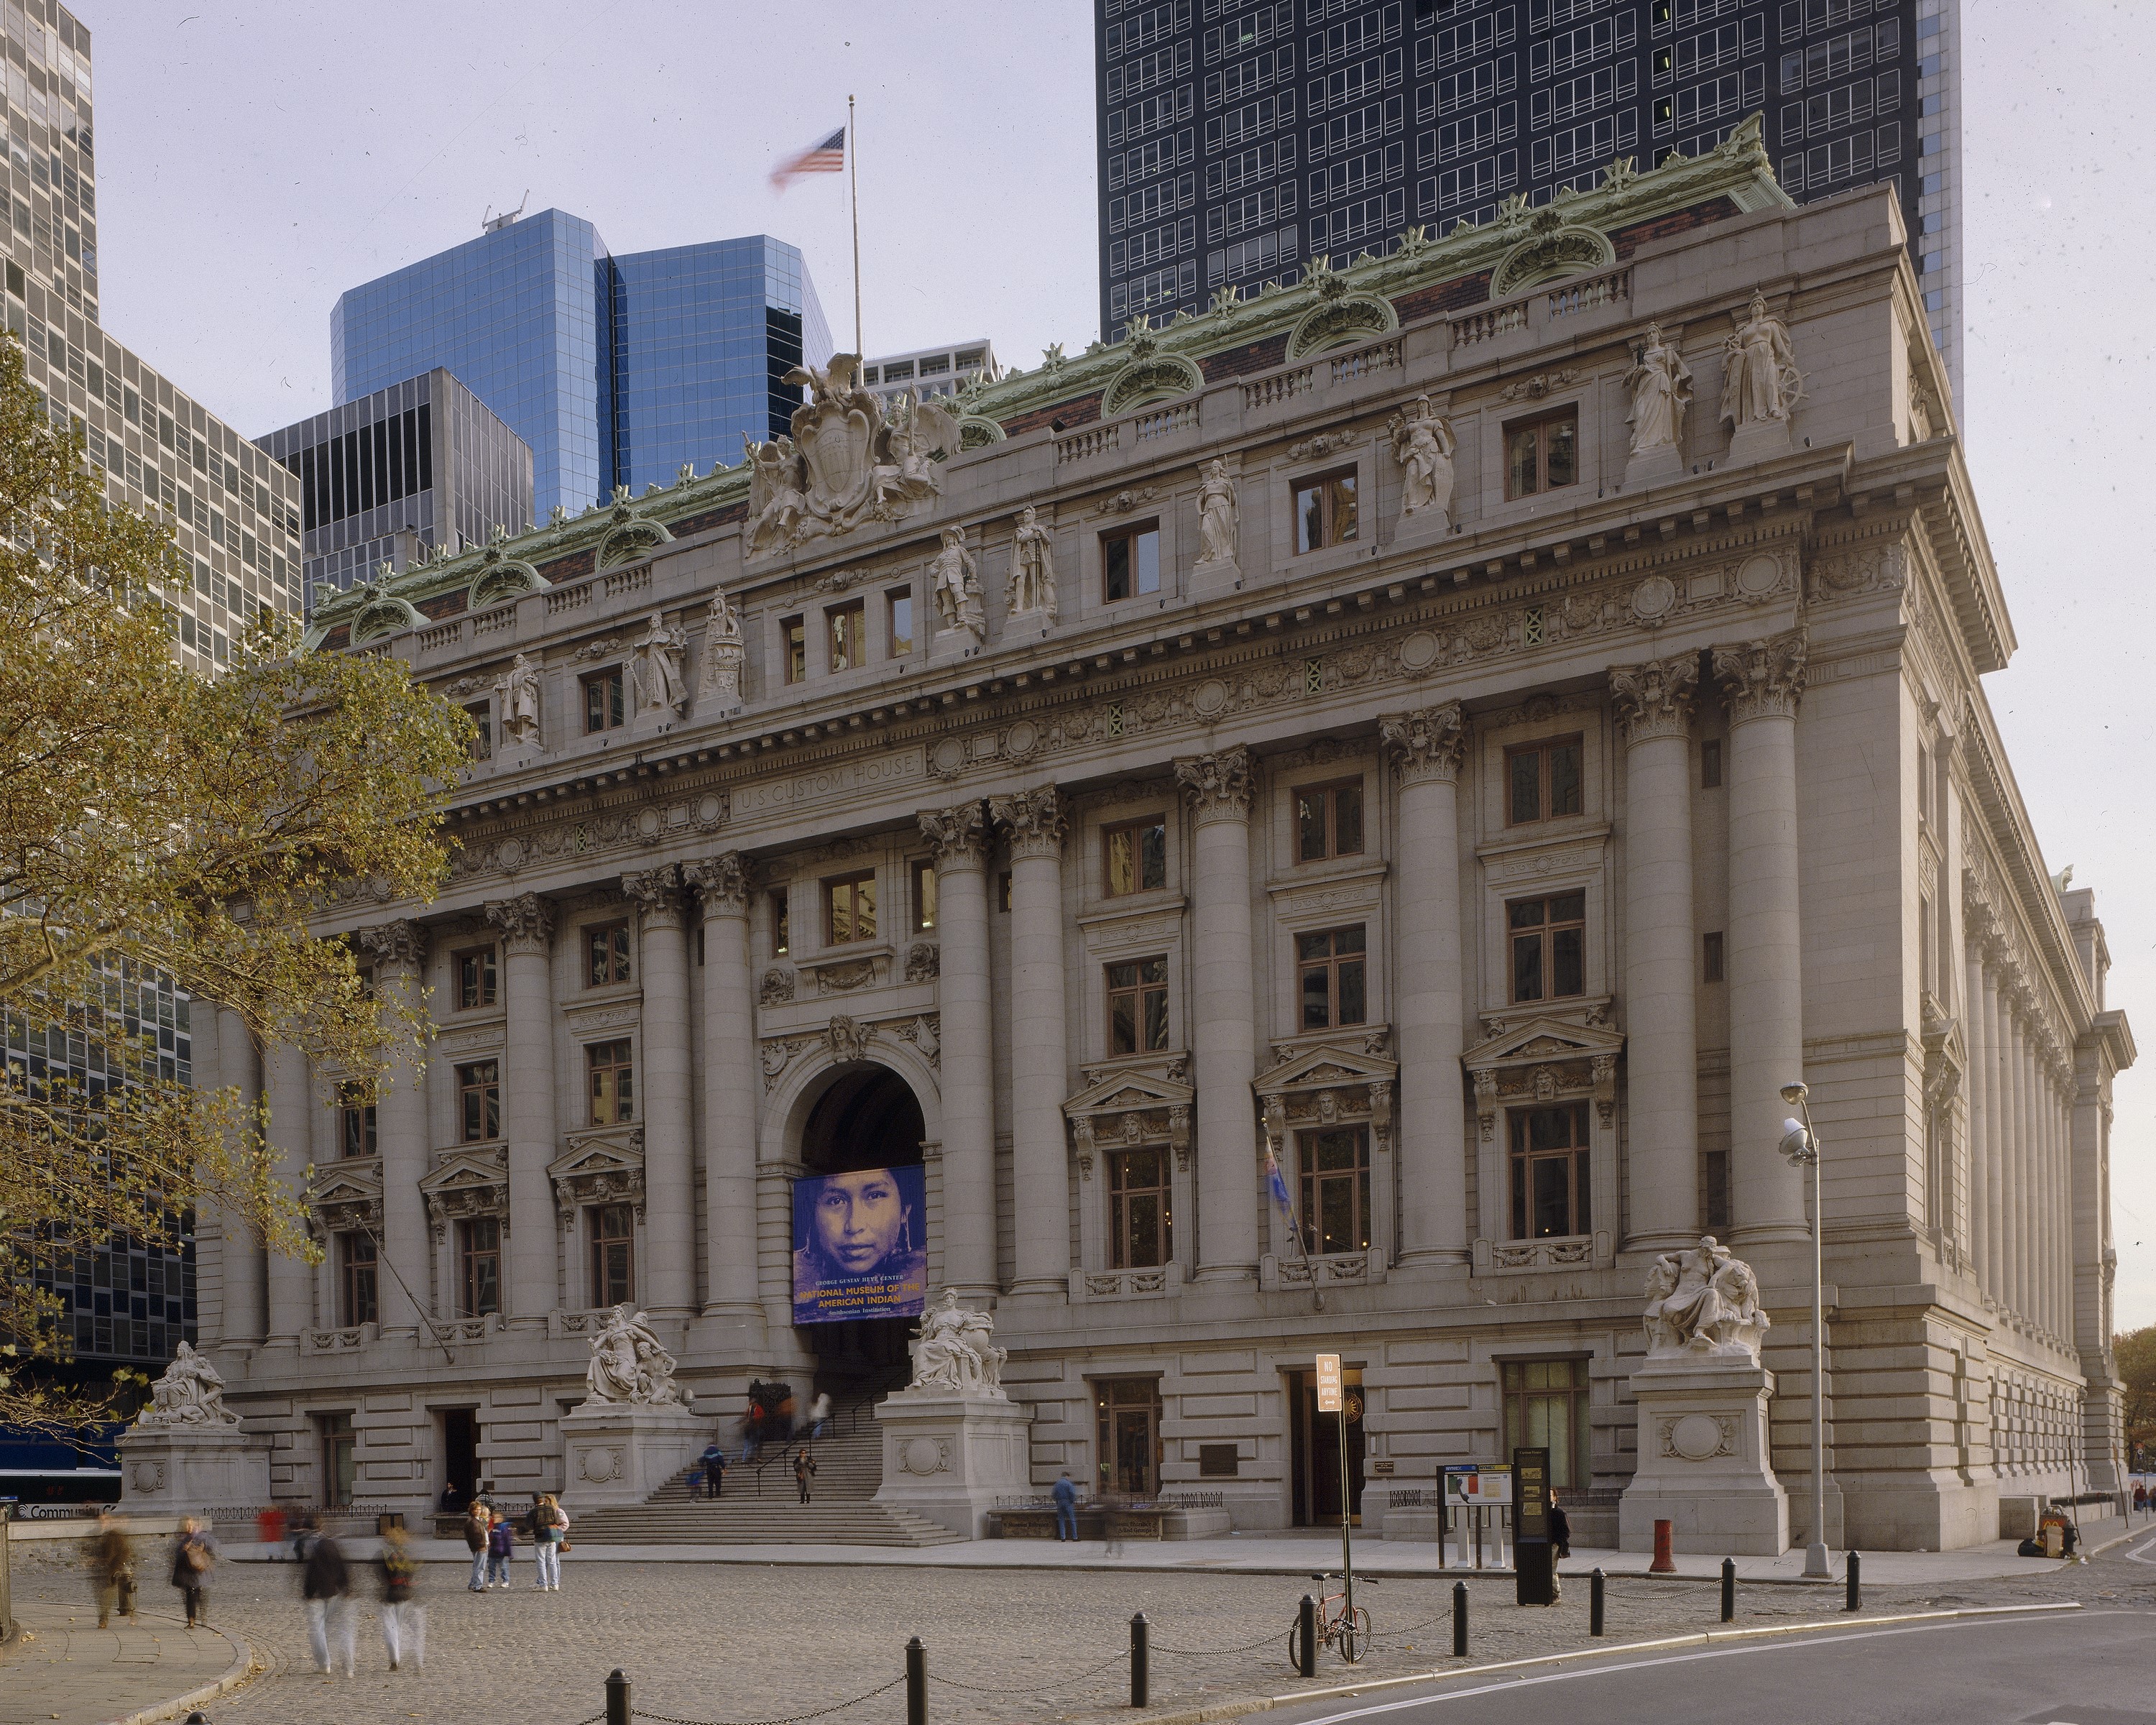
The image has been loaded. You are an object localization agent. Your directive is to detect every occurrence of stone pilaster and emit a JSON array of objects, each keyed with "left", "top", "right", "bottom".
[
  {"left": 357, "top": 918, "right": 431, "bottom": 1333},
  {"left": 1174, "top": 745, "right": 1258, "bottom": 1282},
  {"left": 2008, "top": 997, "right": 2031, "bottom": 1324},
  {"left": 991, "top": 786, "right": 1072, "bottom": 1297},
  {"left": 1711, "top": 630, "right": 1808, "bottom": 1246},
  {"left": 918, "top": 801, "right": 995, "bottom": 1297},
  {"left": 214, "top": 1003, "right": 266, "bottom": 1346},
  {"left": 1963, "top": 940, "right": 1990, "bottom": 1297},
  {"left": 1610, "top": 653, "right": 1702, "bottom": 1251},
  {"left": 485, "top": 891, "right": 558, "bottom": 1322},
  {"left": 623, "top": 865, "right": 694, "bottom": 1318},
  {"left": 1378, "top": 705, "right": 1468, "bottom": 1268},
  {"left": 263, "top": 1039, "right": 313, "bottom": 1343},
  {"left": 1982, "top": 949, "right": 2007, "bottom": 1304},
  {"left": 688, "top": 853, "right": 760, "bottom": 1322}
]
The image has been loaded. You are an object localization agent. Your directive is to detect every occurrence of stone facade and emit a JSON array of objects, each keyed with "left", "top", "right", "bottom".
[{"left": 188, "top": 129, "right": 2132, "bottom": 1552}]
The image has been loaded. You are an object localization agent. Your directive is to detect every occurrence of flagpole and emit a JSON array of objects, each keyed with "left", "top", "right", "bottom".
[{"left": 848, "top": 93, "right": 862, "bottom": 354}]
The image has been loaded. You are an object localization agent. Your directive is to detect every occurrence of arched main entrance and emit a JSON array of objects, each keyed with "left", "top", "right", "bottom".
[{"left": 793, "top": 1064, "right": 926, "bottom": 1390}]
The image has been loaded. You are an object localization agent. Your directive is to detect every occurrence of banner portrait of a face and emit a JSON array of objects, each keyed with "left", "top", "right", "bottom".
[{"left": 790, "top": 1164, "right": 929, "bottom": 1325}]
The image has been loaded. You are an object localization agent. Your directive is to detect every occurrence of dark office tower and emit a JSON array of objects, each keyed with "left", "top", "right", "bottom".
[
  {"left": 259, "top": 368, "right": 535, "bottom": 608},
  {"left": 1097, "top": 0, "right": 1962, "bottom": 400}
]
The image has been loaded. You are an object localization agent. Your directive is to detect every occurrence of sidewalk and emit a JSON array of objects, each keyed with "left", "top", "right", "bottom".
[{"left": 0, "top": 1598, "right": 251, "bottom": 1725}]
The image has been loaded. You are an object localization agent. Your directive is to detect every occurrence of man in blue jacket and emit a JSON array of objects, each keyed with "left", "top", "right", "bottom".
[{"left": 1052, "top": 1471, "right": 1079, "bottom": 1542}]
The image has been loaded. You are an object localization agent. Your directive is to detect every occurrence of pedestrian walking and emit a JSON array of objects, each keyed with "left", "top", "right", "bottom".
[
  {"left": 533, "top": 1492, "right": 568, "bottom": 1591},
  {"left": 86, "top": 1513, "right": 136, "bottom": 1627},
  {"left": 463, "top": 1500, "right": 490, "bottom": 1591},
  {"left": 1547, "top": 1489, "right": 1572, "bottom": 1604},
  {"left": 2136, "top": 1481, "right": 2148, "bottom": 1516},
  {"left": 699, "top": 1440, "right": 727, "bottom": 1500},
  {"left": 742, "top": 1399, "right": 764, "bottom": 1462},
  {"left": 808, "top": 1391, "right": 832, "bottom": 1439},
  {"left": 1051, "top": 1471, "right": 1079, "bottom": 1542},
  {"left": 301, "top": 1528, "right": 355, "bottom": 1676},
  {"left": 377, "top": 1524, "right": 425, "bottom": 1671},
  {"left": 168, "top": 1517, "right": 216, "bottom": 1629},
  {"left": 484, "top": 1506, "right": 515, "bottom": 1588},
  {"left": 794, "top": 1446, "right": 819, "bottom": 1505}
]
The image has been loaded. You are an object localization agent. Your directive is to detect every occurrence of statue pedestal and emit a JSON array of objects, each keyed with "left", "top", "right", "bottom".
[
  {"left": 872, "top": 1387, "right": 1032, "bottom": 1540},
  {"left": 559, "top": 1401, "right": 706, "bottom": 1512},
  {"left": 1725, "top": 419, "right": 1794, "bottom": 466},
  {"left": 1618, "top": 1358, "right": 1789, "bottom": 1556},
  {"left": 117, "top": 1424, "right": 270, "bottom": 1518},
  {"left": 1189, "top": 556, "right": 1243, "bottom": 602},
  {"left": 1623, "top": 446, "right": 1685, "bottom": 491},
  {"left": 1386, "top": 507, "right": 1452, "bottom": 554}
]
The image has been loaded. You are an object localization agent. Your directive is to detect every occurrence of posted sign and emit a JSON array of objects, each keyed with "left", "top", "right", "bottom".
[
  {"left": 1442, "top": 1463, "right": 1514, "bottom": 1505},
  {"left": 1314, "top": 1353, "right": 1343, "bottom": 1414}
]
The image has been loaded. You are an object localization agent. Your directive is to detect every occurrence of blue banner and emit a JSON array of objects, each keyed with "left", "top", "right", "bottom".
[{"left": 791, "top": 1165, "right": 929, "bottom": 1326}]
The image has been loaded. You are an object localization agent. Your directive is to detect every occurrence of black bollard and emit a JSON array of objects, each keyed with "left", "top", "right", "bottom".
[
  {"left": 1590, "top": 1568, "right": 1606, "bottom": 1637},
  {"left": 1845, "top": 1551, "right": 1861, "bottom": 1613},
  {"left": 1452, "top": 1579, "right": 1469, "bottom": 1658},
  {"left": 1297, "top": 1594, "right": 1317, "bottom": 1678},
  {"left": 906, "top": 1636, "right": 926, "bottom": 1725},
  {"left": 1131, "top": 1611, "right": 1149, "bottom": 1708},
  {"left": 606, "top": 1669, "right": 631, "bottom": 1725},
  {"left": 1720, "top": 1558, "right": 1736, "bottom": 1624}
]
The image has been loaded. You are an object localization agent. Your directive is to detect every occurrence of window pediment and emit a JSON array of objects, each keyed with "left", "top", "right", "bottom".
[
  {"left": 420, "top": 1146, "right": 510, "bottom": 1239},
  {"left": 548, "top": 1127, "right": 648, "bottom": 1225},
  {"left": 1461, "top": 1010, "right": 1624, "bottom": 1141},
  {"left": 1064, "top": 1052, "right": 1192, "bottom": 1172},
  {"left": 1257, "top": 1027, "right": 1397, "bottom": 1149},
  {"left": 309, "top": 1160, "right": 382, "bottom": 1237}
]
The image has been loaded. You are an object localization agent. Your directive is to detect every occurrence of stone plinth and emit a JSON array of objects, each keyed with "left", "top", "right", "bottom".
[
  {"left": 1725, "top": 418, "right": 1794, "bottom": 466},
  {"left": 1189, "top": 557, "right": 1243, "bottom": 602},
  {"left": 872, "top": 1386, "right": 1032, "bottom": 1540},
  {"left": 559, "top": 1401, "right": 706, "bottom": 1511},
  {"left": 117, "top": 1424, "right": 270, "bottom": 1518},
  {"left": 1623, "top": 445, "right": 1684, "bottom": 491},
  {"left": 1618, "top": 1359, "right": 1788, "bottom": 1556}
]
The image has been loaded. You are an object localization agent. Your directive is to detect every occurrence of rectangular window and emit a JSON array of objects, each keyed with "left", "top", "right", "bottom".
[
  {"left": 456, "top": 1059, "right": 500, "bottom": 1144},
  {"left": 827, "top": 598, "right": 866, "bottom": 672},
  {"left": 912, "top": 860, "right": 938, "bottom": 932},
  {"left": 459, "top": 1217, "right": 501, "bottom": 1317},
  {"left": 1107, "top": 955, "right": 1171, "bottom": 1055},
  {"left": 339, "top": 1231, "right": 379, "bottom": 1326},
  {"left": 586, "top": 1038, "right": 635, "bottom": 1126},
  {"left": 887, "top": 589, "right": 914, "bottom": 657},
  {"left": 1504, "top": 408, "right": 1578, "bottom": 499},
  {"left": 1294, "top": 779, "right": 1365, "bottom": 862},
  {"left": 456, "top": 946, "right": 498, "bottom": 1011},
  {"left": 1508, "top": 891, "right": 1586, "bottom": 1003},
  {"left": 1294, "top": 469, "right": 1359, "bottom": 552},
  {"left": 1103, "top": 816, "right": 1169, "bottom": 896},
  {"left": 1110, "top": 1145, "right": 1174, "bottom": 1269},
  {"left": 1296, "top": 925, "right": 1368, "bottom": 1029},
  {"left": 1102, "top": 523, "right": 1161, "bottom": 602},
  {"left": 589, "top": 1202, "right": 635, "bottom": 1307},
  {"left": 336, "top": 1083, "right": 377, "bottom": 1159},
  {"left": 1299, "top": 1126, "right": 1372, "bottom": 1255},
  {"left": 1509, "top": 1103, "right": 1592, "bottom": 1238},
  {"left": 1700, "top": 737, "right": 1723, "bottom": 788},
  {"left": 1703, "top": 931, "right": 1725, "bottom": 983},
  {"left": 1506, "top": 737, "right": 1584, "bottom": 826},
  {"left": 585, "top": 921, "right": 632, "bottom": 988},
  {"left": 782, "top": 615, "right": 806, "bottom": 684},
  {"left": 770, "top": 891, "right": 791, "bottom": 956},
  {"left": 1501, "top": 1357, "right": 1590, "bottom": 1490},
  {"left": 581, "top": 667, "right": 625, "bottom": 734},
  {"left": 825, "top": 870, "right": 877, "bottom": 944},
  {"left": 320, "top": 1412, "right": 356, "bottom": 1508}
]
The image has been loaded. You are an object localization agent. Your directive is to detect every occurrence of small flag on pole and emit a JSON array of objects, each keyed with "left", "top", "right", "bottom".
[
  {"left": 1265, "top": 1146, "right": 1299, "bottom": 1229},
  {"left": 771, "top": 125, "right": 847, "bottom": 191}
]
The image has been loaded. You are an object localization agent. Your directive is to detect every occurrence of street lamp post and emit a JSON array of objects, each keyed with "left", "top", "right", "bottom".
[{"left": 1779, "top": 1081, "right": 1832, "bottom": 1581}]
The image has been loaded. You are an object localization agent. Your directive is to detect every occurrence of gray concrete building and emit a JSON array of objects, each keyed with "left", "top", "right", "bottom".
[{"left": 196, "top": 129, "right": 2125, "bottom": 1552}]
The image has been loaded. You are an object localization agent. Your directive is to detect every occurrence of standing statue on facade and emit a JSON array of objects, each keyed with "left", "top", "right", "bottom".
[
  {"left": 929, "top": 526, "right": 986, "bottom": 650},
  {"left": 743, "top": 433, "right": 807, "bottom": 557},
  {"left": 1720, "top": 292, "right": 1803, "bottom": 431},
  {"left": 908, "top": 1289, "right": 1008, "bottom": 1397},
  {"left": 1642, "top": 1236, "right": 1770, "bottom": 1361},
  {"left": 696, "top": 587, "right": 746, "bottom": 709},
  {"left": 1006, "top": 505, "right": 1057, "bottom": 619},
  {"left": 1624, "top": 324, "right": 1693, "bottom": 454},
  {"left": 1194, "top": 459, "right": 1240, "bottom": 565},
  {"left": 132, "top": 1342, "right": 241, "bottom": 1429},
  {"left": 585, "top": 1304, "right": 688, "bottom": 1407},
  {"left": 494, "top": 652, "right": 543, "bottom": 748},
  {"left": 1386, "top": 396, "right": 1456, "bottom": 525},
  {"left": 631, "top": 612, "right": 689, "bottom": 718}
]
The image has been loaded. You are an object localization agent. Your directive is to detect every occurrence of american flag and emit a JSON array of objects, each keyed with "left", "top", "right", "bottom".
[{"left": 770, "top": 126, "right": 846, "bottom": 190}]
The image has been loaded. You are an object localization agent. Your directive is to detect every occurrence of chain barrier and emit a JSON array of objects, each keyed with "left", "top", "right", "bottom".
[
  {"left": 625, "top": 1677, "right": 905, "bottom": 1725},
  {"left": 1152, "top": 1620, "right": 1301, "bottom": 1658},
  {"left": 925, "top": 1647, "right": 1133, "bottom": 1696}
]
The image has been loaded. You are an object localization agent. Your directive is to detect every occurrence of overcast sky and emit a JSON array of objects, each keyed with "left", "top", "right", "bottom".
[{"left": 86, "top": 2, "right": 2156, "bottom": 1328}]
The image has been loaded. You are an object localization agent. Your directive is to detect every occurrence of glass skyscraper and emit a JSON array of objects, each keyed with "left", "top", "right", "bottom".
[{"left": 332, "top": 214, "right": 831, "bottom": 520}]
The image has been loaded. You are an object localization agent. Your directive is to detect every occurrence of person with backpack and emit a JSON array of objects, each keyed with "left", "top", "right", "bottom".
[
  {"left": 700, "top": 1440, "right": 727, "bottom": 1499},
  {"left": 463, "top": 1500, "right": 490, "bottom": 1591},
  {"left": 484, "top": 1505, "right": 515, "bottom": 1588},
  {"left": 794, "top": 1445, "right": 819, "bottom": 1506},
  {"left": 301, "top": 1528, "right": 355, "bottom": 1675},
  {"left": 532, "top": 1492, "right": 569, "bottom": 1591},
  {"left": 378, "top": 1524, "right": 424, "bottom": 1671},
  {"left": 87, "top": 1513, "right": 136, "bottom": 1628},
  {"left": 168, "top": 1517, "right": 216, "bottom": 1629}
]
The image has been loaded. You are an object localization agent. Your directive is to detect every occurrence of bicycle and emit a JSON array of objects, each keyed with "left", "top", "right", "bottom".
[{"left": 1288, "top": 1570, "right": 1375, "bottom": 1668}]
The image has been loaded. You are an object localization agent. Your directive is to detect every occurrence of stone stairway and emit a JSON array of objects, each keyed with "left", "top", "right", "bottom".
[{"left": 570, "top": 1420, "right": 964, "bottom": 1547}]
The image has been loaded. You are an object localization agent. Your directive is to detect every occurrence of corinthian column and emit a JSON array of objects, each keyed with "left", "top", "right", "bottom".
[
  {"left": 1175, "top": 745, "right": 1259, "bottom": 1282},
  {"left": 918, "top": 801, "right": 995, "bottom": 1297},
  {"left": 1610, "top": 653, "right": 1703, "bottom": 1251},
  {"left": 688, "top": 854, "right": 759, "bottom": 1321},
  {"left": 215, "top": 1003, "right": 266, "bottom": 1346},
  {"left": 485, "top": 892, "right": 558, "bottom": 1321},
  {"left": 623, "top": 865, "right": 694, "bottom": 1319},
  {"left": 1963, "top": 934, "right": 1990, "bottom": 1294},
  {"left": 992, "top": 786, "right": 1072, "bottom": 1297},
  {"left": 358, "top": 919, "right": 431, "bottom": 1334},
  {"left": 1982, "top": 952, "right": 2007, "bottom": 1301},
  {"left": 1712, "top": 631, "right": 1808, "bottom": 1243},
  {"left": 1379, "top": 705, "right": 1468, "bottom": 1268},
  {"left": 263, "top": 1039, "right": 314, "bottom": 1343}
]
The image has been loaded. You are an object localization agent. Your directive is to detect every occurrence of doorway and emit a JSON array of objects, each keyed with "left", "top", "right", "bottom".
[
  {"left": 1093, "top": 1377, "right": 1162, "bottom": 1498},
  {"left": 1288, "top": 1366, "right": 1365, "bottom": 1527},
  {"left": 441, "top": 1408, "right": 479, "bottom": 1506},
  {"left": 317, "top": 1412, "right": 356, "bottom": 1507}
]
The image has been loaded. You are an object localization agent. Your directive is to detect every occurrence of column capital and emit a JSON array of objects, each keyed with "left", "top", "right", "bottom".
[
  {"left": 1378, "top": 704, "right": 1467, "bottom": 785},
  {"left": 1608, "top": 652, "right": 1700, "bottom": 745},
  {"left": 990, "top": 785, "right": 1067, "bottom": 858},
  {"left": 356, "top": 917, "right": 428, "bottom": 971},
  {"left": 484, "top": 891, "right": 555, "bottom": 954},
  {"left": 621, "top": 862, "right": 686, "bottom": 929},
  {"left": 918, "top": 800, "right": 988, "bottom": 868},
  {"left": 1710, "top": 629, "right": 1807, "bottom": 724},
  {"left": 1174, "top": 744, "right": 1254, "bottom": 823},
  {"left": 687, "top": 852, "right": 750, "bottom": 916}
]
